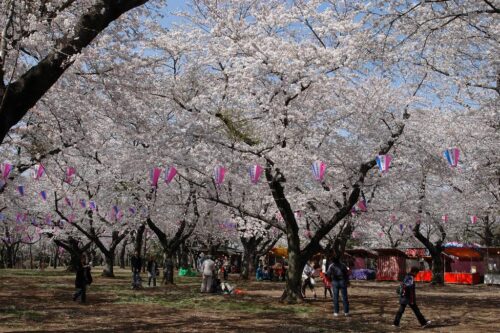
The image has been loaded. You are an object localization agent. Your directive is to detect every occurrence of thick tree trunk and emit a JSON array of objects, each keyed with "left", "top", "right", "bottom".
[
  {"left": 281, "top": 248, "right": 305, "bottom": 303},
  {"left": 102, "top": 252, "right": 115, "bottom": 277},
  {"left": 430, "top": 252, "right": 444, "bottom": 284},
  {"left": 52, "top": 248, "right": 59, "bottom": 269},
  {"left": 163, "top": 253, "right": 175, "bottom": 285},
  {"left": 179, "top": 243, "right": 189, "bottom": 268},
  {"left": 5, "top": 245, "right": 13, "bottom": 268},
  {"left": 241, "top": 239, "right": 257, "bottom": 280}
]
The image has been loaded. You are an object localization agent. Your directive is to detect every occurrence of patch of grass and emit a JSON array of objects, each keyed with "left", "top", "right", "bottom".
[
  {"left": 0, "top": 269, "right": 70, "bottom": 278},
  {"left": 0, "top": 306, "right": 46, "bottom": 321},
  {"left": 114, "top": 291, "right": 313, "bottom": 315}
]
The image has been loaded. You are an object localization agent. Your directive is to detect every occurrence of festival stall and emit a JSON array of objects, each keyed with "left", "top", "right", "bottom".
[
  {"left": 375, "top": 248, "right": 407, "bottom": 281},
  {"left": 345, "top": 249, "right": 377, "bottom": 280},
  {"left": 481, "top": 247, "right": 500, "bottom": 285},
  {"left": 443, "top": 247, "right": 483, "bottom": 285},
  {"left": 405, "top": 248, "right": 432, "bottom": 282}
]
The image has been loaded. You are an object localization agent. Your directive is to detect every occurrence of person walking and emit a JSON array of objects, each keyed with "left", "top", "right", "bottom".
[
  {"left": 73, "top": 255, "right": 92, "bottom": 303},
  {"left": 131, "top": 251, "right": 142, "bottom": 289},
  {"left": 147, "top": 255, "right": 158, "bottom": 287},
  {"left": 393, "top": 266, "right": 431, "bottom": 328},
  {"left": 301, "top": 260, "right": 317, "bottom": 299},
  {"left": 327, "top": 257, "right": 350, "bottom": 317},
  {"left": 200, "top": 255, "right": 215, "bottom": 293}
]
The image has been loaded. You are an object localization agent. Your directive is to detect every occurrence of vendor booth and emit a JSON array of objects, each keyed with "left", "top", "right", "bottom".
[
  {"left": 443, "top": 247, "right": 483, "bottom": 285},
  {"left": 345, "top": 249, "right": 377, "bottom": 280},
  {"left": 405, "top": 248, "right": 432, "bottom": 282},
  {"left": 375, "top": 248, "right": 407, "bottom": 281},
  {"left": 481, "top": 247, "right": 500, "bottom": 285}
]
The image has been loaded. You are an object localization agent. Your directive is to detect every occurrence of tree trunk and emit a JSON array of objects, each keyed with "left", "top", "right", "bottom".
[
  {"left": 119, "top": 239, "right": 128, "bottom": 269},
  {"left": 281, "top": 248, "right": 304, "bottom": 303},
  {"left": 52, "top": 247, "right": 59, "bottom": 269},
  {"left": 5, "top": 245, "right": 13, "bottom": 268},
  {"left": 29, "top": 244, "right": 33, "bottom": 269},
  {"left": 241, "top": 239, "right": 257, "bottom": 280},
  {"left": 102, "top": 252, "right": 115, "bottom": 277},
  {"left": 430, "top": 252, "right": 444, "bottom": 284},
  {"left": 163, "top": 253, "right": 175, "bottom": 285},
  {"left": 179, "top": 243, "right": 189, "bottom": 268}
]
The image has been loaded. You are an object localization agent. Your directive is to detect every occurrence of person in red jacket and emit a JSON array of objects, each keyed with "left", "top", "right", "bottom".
[{"left": 393, "top": 266, "right": 431, "bottom": 328}]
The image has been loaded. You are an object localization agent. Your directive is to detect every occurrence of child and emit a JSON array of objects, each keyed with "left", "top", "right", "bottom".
[{"left": 320, "top": 271, "right": 332, "bottom": 298}]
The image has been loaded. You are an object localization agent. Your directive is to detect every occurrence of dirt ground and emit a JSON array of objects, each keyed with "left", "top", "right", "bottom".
[{"left": 1, "top": 268, "right": 499, "bottom": 333}]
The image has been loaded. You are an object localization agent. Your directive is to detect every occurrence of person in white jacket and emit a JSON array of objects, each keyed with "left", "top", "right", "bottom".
[{"left": 201, "top": 255, "right": 215, "bottom": 293}]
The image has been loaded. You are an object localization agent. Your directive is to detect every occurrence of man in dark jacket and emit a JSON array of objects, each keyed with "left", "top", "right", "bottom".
[
  {"left": 326, "top": 257, "right": 350, "bottom": 317},
  {"left": 131, "top": 251, "right": 142, "bottom": 289},
  {"left": 73, "top": 256, "right": 92, "bottom": 303},
  {"left": 393, "top": 266, "right": 431, "bottom": 328}
]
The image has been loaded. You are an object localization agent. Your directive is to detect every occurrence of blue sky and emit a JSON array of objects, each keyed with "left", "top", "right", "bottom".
[{"left": 160, "top": 0, "right": 190, "bottom": 27}]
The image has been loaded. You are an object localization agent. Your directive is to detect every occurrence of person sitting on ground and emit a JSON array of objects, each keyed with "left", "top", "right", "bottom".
[{"left": 393, "top": 266, "right": 431, "bottom": 328}]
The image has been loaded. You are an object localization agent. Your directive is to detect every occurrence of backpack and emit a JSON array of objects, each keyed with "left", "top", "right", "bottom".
[{"left": 328, "top": 263, "right": 345, "bottom": 281}]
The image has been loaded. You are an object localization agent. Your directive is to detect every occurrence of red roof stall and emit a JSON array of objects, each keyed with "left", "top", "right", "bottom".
[
  {"left": 375, "top": 249, "right": 407, "bottom": 281},
  {"left": 443, "top": 248, "right": 483, "bottom": 285}
]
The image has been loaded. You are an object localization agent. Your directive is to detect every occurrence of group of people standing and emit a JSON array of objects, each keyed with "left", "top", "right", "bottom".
[
  {"left": 131, "top": 252, "right": 158, "bottom": 289},
  {"left": 301, "top": 257, "right": 431, "bottom": 328}
]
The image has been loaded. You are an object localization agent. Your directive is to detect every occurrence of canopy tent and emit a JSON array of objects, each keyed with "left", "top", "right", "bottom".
[
  {"left": 271, "top": 247, "right": 288, "bottom": 258},
  {"left": 443, "top": 248, "right": 482, "bottom": 260}
]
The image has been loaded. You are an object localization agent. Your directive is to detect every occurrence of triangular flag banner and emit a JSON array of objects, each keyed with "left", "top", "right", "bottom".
[
  {"left": 17, "top": 185, "right": 25, "bottom": 196},
  {"left": 165, "top": 166, "right": 177, "bottom": 184},
  {"left": 65, "top": 167, "right": 76, "bottom": 184},
  {"left": 79, "top": 199, "right": 86, "bottom": 209},
  {"left": 376, "top": 154, "right": 392, "bottom": 172},
  {"left": 65, "top": 197, "right": 73, "bottom": 208},
  {"left": 357, "top": 199, "right": 368, "bottom": 212},
  {"left": 443, "top": 148, "right": 460, "bottom": 167},
  {"left": 40, "top": 191, "right": 47, "bottom": 201},
  {"left": 1, "top": 163, "right": 12, "bottom": 180},
  {"left": 311, "top": 160, "right": 326, "bottom": 182},
  {"left": 442, "top": 215, "right": 448, "bottom": 223},
  {"left": 89, "top": 201, "right": 97, "bottom": 211},
  {"left": 248, "top": 164, "right": 263, "bottom": 184},
  {"left": 470, "top": 215, "right": 477, "bottom": 224},
  {"left": 214, "top": 165, "right": 226, "bottom": 185},
  {"left": 33, "top": 164, "right": 45, "bottom": 180},
  {"left": 399, "top": 224, "right": 404, "bottom": 233},
  {"left": 150, "top": 167, "right": 162, "bottom": 188}
]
